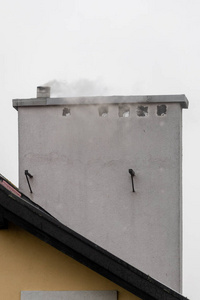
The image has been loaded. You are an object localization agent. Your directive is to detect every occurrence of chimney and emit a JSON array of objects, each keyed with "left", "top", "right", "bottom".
[
  {"left": 13, "top": 89, "right": 188, "bottom": 292},
  {"left": 37, "top": 86, "right": 50, "bottom": 98}
]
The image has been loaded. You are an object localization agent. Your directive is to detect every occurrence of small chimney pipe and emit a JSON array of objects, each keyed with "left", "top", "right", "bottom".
[{"left": 37, "top": 86, "right": 51, "bottom": 98}]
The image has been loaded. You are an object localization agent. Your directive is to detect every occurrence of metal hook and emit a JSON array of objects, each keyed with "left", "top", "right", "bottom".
[
  {"left": 129, "top": 169, "right": 135, "bottom": 192},
  {"left": 25, "top": 170, "right": 33, "bottom": 193}
]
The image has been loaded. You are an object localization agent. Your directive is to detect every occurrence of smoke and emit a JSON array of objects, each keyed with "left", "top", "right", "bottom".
[{"left": 44, "top": 79, "right": 109, "bottom": 97}]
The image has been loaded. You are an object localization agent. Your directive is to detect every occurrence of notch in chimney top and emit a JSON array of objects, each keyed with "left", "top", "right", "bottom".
[{"left": 37, "top": 86, "right": 51, "bottom": 98}]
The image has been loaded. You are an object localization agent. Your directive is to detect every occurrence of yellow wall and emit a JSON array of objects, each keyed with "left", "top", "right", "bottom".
[{"left": 0, "top": 223, "right": 141, "bottom": 300}]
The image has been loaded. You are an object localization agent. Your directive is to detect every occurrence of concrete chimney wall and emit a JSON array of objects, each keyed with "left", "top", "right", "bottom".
[{"left": 13, "top": 90, "right": 188, "bottom": 293}]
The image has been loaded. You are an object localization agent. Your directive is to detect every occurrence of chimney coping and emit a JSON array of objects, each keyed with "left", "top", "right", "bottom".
[{"left": 12, "top": 94, "right": 189, "bottom": 110}]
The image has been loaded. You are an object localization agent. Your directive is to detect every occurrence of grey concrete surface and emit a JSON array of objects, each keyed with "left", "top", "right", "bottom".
[
  {"left": 16, "top": 95, "right": 187, "bottom": 292},
  {"left": 21, "top": 291, "right": 117, "bottom": 300}
]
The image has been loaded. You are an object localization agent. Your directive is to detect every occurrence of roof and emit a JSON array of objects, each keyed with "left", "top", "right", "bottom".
[
  {"left": 0, "top": 175, "right": 189, "bottom": 300},
  {"left": 13, "top": 94, "right": 189, "bottom": 110}
]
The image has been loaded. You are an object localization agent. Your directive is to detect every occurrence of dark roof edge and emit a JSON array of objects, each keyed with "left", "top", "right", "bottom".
[
  {"left": 0, "top": 184, "right": 189, "bottom": 300},
  {"left": 12, "top": 94, "right": 189, "bottom": 110}
]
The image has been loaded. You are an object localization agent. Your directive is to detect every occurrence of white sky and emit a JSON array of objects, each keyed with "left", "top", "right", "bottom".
[{"left": 0, "top": 1, "right": 199, "bottom": 299}]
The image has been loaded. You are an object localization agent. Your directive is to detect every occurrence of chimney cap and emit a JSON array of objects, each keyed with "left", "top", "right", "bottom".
[{"left": 12, "top": 94, "right": 189, "bottom": 110}]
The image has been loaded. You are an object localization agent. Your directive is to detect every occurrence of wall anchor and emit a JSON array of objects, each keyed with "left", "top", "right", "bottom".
[
  {"left": 129, "top": 169, "right": 135, "bottom": 192},
  {"left": 25, "top": 170, "right": 33, "bottom": 193}
]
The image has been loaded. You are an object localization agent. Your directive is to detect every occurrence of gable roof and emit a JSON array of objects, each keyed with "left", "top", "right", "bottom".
[{"left": 0, "top": 175, "right": 189, "bottom": 300}]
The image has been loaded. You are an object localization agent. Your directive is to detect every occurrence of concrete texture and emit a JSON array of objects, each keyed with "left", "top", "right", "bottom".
[
  {"left": 21, "top": 291, "right": 117, "bottom": 300},
  {"left": 16, "top": 95, "right": 187, "bottom": 292}
]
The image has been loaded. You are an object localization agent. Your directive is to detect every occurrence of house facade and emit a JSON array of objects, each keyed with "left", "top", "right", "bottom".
[{"left": 0, "top": 219, "right": 136, "bottom": 300}]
